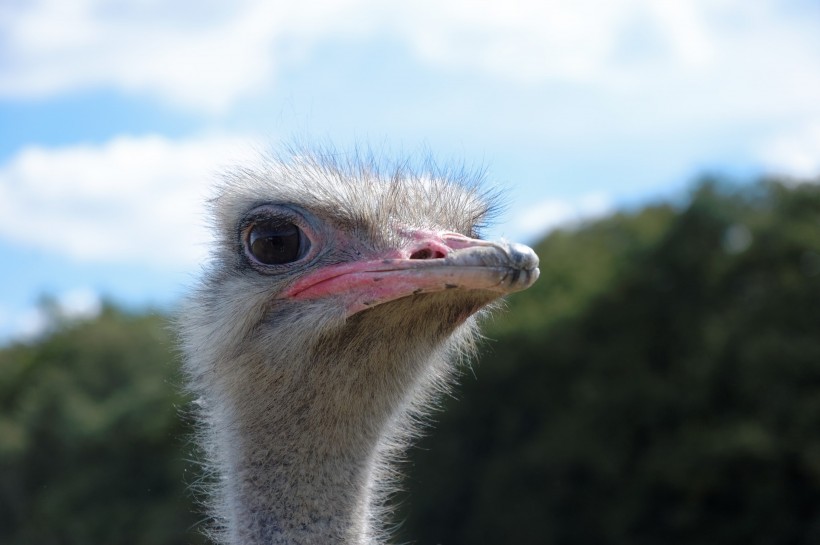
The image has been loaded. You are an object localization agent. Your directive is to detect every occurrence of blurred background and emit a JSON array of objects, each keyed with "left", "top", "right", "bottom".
[{"left": 1, "top": 1, "right": 819, "bottom": 544}]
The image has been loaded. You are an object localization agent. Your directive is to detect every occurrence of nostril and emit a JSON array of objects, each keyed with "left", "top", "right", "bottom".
[{"left": 410, "top": 248, "right": 446, "bottom": 260}]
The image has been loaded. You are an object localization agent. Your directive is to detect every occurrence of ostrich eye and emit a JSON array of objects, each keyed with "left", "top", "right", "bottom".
[{"left": 247, "top": 220, "right": 305, "bottom": 265}]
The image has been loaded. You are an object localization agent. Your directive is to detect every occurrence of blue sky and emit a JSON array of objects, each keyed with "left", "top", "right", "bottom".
[{"left": 1, "top": 0, "right": 819, "bottom": 342}]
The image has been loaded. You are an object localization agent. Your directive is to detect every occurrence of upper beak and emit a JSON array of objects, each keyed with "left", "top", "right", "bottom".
[{"left": 282, "top": 232, "right": 540, "bottom": 316}]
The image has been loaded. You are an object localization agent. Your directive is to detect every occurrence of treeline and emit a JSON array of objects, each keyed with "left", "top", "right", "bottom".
[
  {"left": 0, "top": 308, "right": 205, "bottom": 544},
  {"left": 398, "top": 178, "right": 820, "bottom": 544},
  {"left": 1, "top": 177, "right": 819, "bottom": 544}
]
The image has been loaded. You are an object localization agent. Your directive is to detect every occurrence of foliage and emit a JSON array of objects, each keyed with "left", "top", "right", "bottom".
[
  {"left": 1, "top": 177, "right": 819, "bottom": 544},
  {"left": 399, "top": 178, "right": 820, "bottom": 544},
  {"left": 0, "top": 306, "right": 204, "bottom": 545}
]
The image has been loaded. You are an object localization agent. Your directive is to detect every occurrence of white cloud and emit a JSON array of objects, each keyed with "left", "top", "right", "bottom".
[
  {"left": 0, "top": 0, "right": 370, "bottom": 113},
  {"left": 0, "top": 133, "right": 257, "bottom": 267},
  {"left": 12, "top": 306, "right": 50, "bottom": 342},
  {"left": 759, "top": 122, "right": 820, "bottom": 180},
  {"left": 57, "top": 287, "right": 103, "bottom": 321},
  {"left": 0, "top": 288, "right": 103, "bottom": 344},
  {"left": 1, "top": 0, "right": 818, "bottom": 119},
  {"left": 510, "top": 192, "right": 614, "bottom": 242}
]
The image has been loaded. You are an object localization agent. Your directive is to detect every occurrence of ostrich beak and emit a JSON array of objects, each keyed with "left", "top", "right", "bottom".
[{"left": 283, "top": 232, "right": 540, "bottom": 316}]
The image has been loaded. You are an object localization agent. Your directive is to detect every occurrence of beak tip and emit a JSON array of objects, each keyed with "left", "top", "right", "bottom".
[{"left": 508, "top": 241, "right": 540, "bottom": 271}]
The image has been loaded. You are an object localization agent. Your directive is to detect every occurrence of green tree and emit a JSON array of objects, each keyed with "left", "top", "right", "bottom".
[
  {"left": 0, "top": 305, "right": 204, "bottom": 545},
  {"left": 399, "top": 178, "right": 820, "bottom": 545}
]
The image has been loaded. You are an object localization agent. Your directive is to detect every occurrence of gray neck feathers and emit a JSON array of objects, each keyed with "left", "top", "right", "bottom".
[{"left": 181, "top": 292, "right": 485, "bottom": 545}]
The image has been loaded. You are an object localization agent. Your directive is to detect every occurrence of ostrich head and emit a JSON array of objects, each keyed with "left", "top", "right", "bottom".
[{"left": 179, "top": 149, "right": 539, "bottom": 545}]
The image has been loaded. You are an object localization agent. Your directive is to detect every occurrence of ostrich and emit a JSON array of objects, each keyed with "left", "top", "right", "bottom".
[{"left": 179, "top": 149, "right": 539, "bottom": 545}]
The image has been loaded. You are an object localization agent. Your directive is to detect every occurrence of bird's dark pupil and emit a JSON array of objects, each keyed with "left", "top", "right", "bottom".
[{"left": 249, "top": 221, "right": 301, "bottom": 265}]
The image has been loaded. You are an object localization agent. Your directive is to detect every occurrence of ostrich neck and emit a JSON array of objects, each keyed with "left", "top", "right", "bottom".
[
  {"left": 223, "top": 424, "right": 378, "bottom": 545},
  {"left": 214, "top": 338, "right": 439, "bottom": 545}
]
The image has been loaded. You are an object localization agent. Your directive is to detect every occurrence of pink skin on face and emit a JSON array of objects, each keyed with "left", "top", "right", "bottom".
[{"left": 282, "top": 230, "right": 539, "bottom": 316}]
